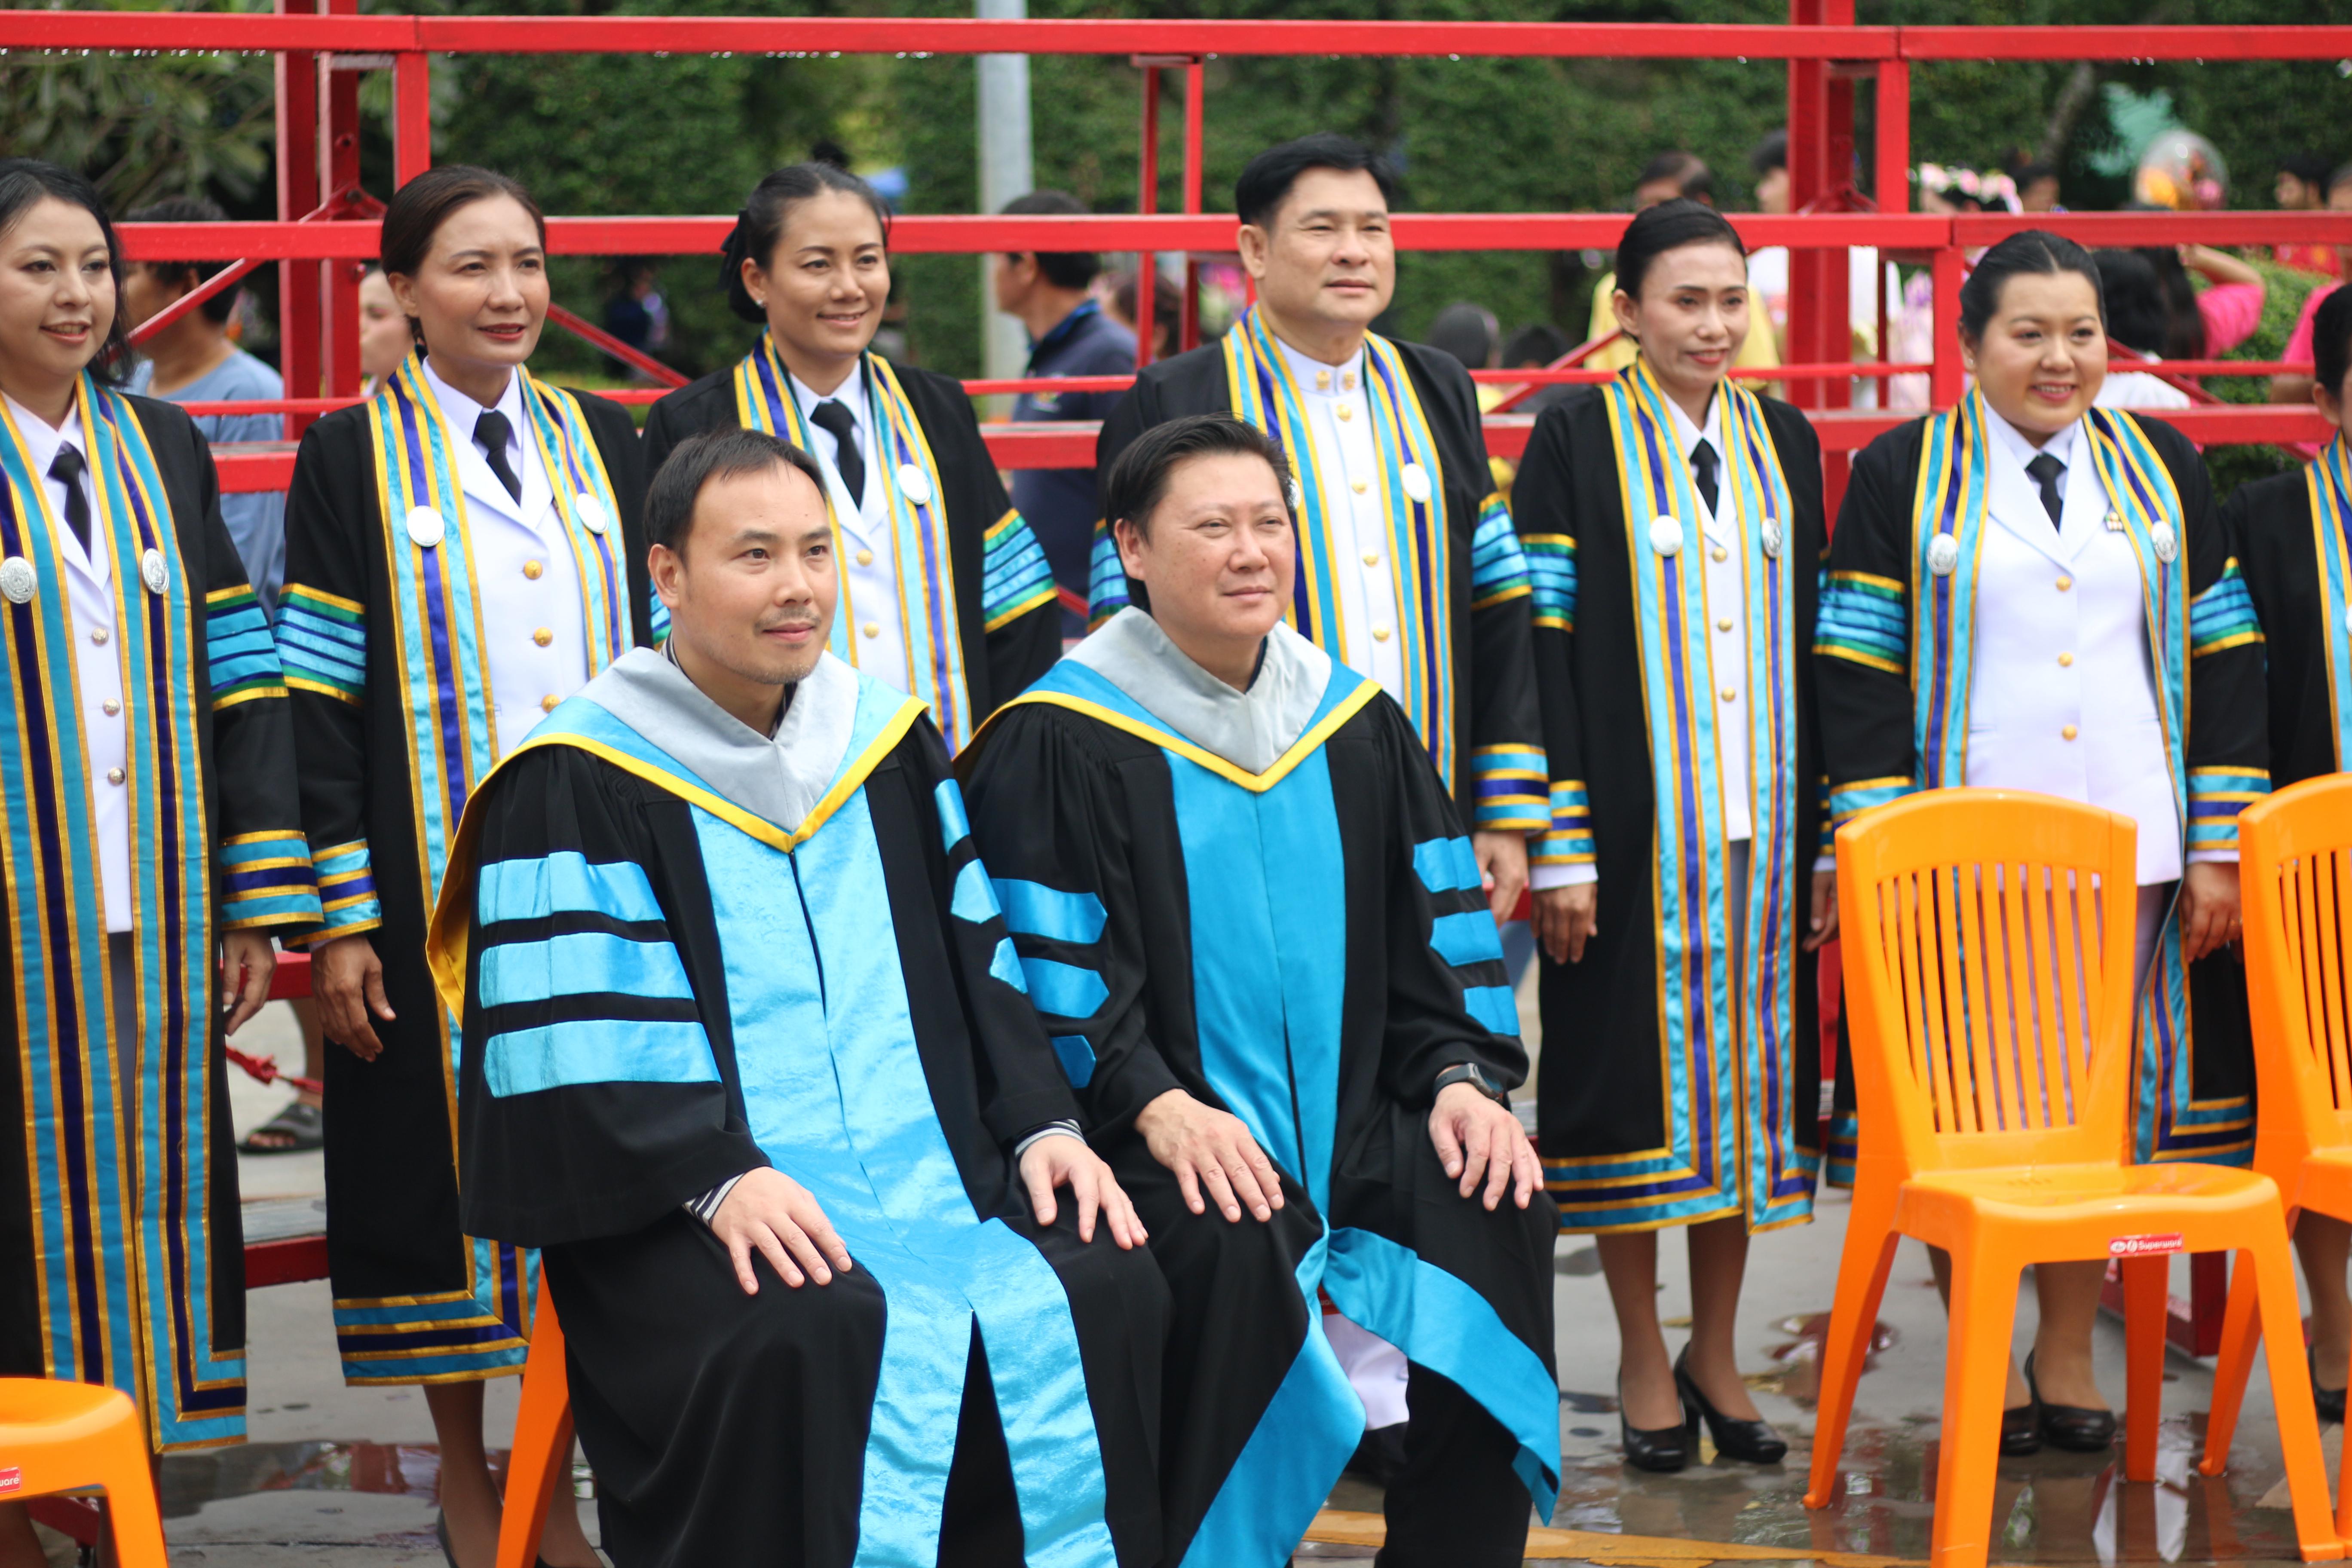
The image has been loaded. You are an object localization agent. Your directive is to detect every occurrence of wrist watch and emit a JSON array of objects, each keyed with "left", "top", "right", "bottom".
[{"left": 1433, "top": 1062, "right": 1508, "bottom": 1105}]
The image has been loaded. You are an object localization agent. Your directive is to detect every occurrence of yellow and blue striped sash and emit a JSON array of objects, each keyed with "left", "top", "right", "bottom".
[{"left": 2306, "top": 438, "right": 2352, "bottom": 769}]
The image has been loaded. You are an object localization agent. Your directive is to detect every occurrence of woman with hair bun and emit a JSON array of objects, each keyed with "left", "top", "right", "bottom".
[
  {"left": 0, "top": 157, "right": 319, "bottom": 1565},
  {"left": 1817, "top": 230, "right": 2266, "bottom": 1460},
  {"left": 643, "top": 163, "right": 1059, "bottom": 745},
  {"left": 1510, "top": 199, "right": 1829, "bottom": 1473},
  {"left": 277, "top": 164, "right": 649, "bottom": 1568}
]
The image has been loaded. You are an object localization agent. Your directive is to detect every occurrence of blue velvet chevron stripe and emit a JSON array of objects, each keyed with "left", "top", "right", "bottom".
[
  {"left": 203, "top": 584, "right": 286, "bottom": 709},
  {"left": 1411, "top": 834, "right": 1519, "bottom": 1039},
  {"left": 1522, "top": 533, "right": 1576, "bottom": 631},
  {"left": 2189, "top": 560, "right": 2263, "bottom": 657},
  {"left": 1467, "top": 494, "right": 1533, "bottom": 610},
  {"left": 310, "top": 840, "right": 381, "bottom": 936},
  {"left": 218, "top": 831, "right": 322, "bottom": 930},
  {"left": 274, "top": 583, "right": 365, "bottom": 705},
  {"left": 996, "top": 873, "right": 1114, "bottom": 1036},
  {"left": 980, "top": 508, "right": 1057, "bottom": 632},
  {"left": 1816, "top": 570, "right": 1906, "bottom": 675},
  {"left": 472, "top": 851, "right": 713, "bottom": 1099},
  {"left": 1533, "top": 781, "right": 1595, "bottom": 870},
  {"left": 2186, "top": 767, "right": 2270, "bottom": 856}
]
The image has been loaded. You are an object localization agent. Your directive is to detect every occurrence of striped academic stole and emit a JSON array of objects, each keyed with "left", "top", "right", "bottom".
[
  {"left": 1901, "top": 395, "right": 2253, "bottom": 1164},
  {"left": 1224, "top": 308, "right": 1503, "bottom": 794},
  {"left": 0, "top": 374, "right": 317, "bottom": 1448},
  {"left": 2305, "top": 438, "right": 2352, "bottom": 768},
  {"left": 1590, "top": 361, "right": 1811, "bottom": 1229},
  {"left": 734, "top": 340, "right": 1038, "bottom": 751}
]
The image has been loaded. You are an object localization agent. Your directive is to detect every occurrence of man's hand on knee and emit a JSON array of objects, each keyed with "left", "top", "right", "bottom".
[
  {"left": 712, "top": 1167, "right": 853, "bottom": 1293},
  {"left": 1429, "top": 1083, "right": 1543, "bottom": 1212},
  {"left": 1134, "top": 1089, "right": 1285, "bottom": 1224},
  {"left": 1019, "top": 1135, "right": 1149, "bottom": 1250}
]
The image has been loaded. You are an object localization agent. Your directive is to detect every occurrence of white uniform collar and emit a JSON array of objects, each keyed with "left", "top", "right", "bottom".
[
  {"left": 418, "top": 355, "right": 528, "bottom": 462},
  {"left": 4, "top": 390, "right": 103, "bottom": 580},
  {"left": 1068, "top": 607, "right": 1335, "bottom": 775},
  {"left": 789, "top": 362, "right": 869, "bottom": 438},
  {"left": 1270, "top": 331, "right": 1366, "bottom": 400},
  {"left": 1981, "top": 400, "right": 2082, "bottom": 477}
]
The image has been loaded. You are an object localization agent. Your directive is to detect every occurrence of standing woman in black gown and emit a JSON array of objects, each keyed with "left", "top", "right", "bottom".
[
  {"left": 642, "top": 162, "right": 1060, "bottom": 747},
  {"left": 277, "top": 165, "right": 650, "bottom": 1568}
]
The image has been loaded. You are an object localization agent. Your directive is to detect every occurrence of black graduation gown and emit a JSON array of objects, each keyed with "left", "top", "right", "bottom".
[
  {"left": 1508, "top": 386, "right": 1826, "bottom": 1234},
  {"left": 440, "top": 695, "right": 1164, "bottom": 1568},
  {"left": 2224, "top": 466, "right": 2340, "bottom": 788},
  {"left": 1816, "top": 411, "right": 2266, "bottom": 1176},
  {"left": 0, "top": 392, "right": 316, "bottom": 1450},
  {"left": 1092, "top": 337, "right": 1544, "bottom": 817},
  {"left": 960, "top": 667, "right": 1559, "bottom": 1568},
  {"left": 641, "top": 356, "right": 1060, "bottom": 721},
  {"left": 276, "top": 388, "right": 652, "bottom": 1383}
]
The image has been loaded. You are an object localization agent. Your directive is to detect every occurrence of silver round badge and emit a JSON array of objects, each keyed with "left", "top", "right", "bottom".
[
  {"left": 140, "top": 548, "right": 167, "bottom": 595},
  {"left": 575, "top": 493, "right": 609, "bottom": 536},
  {"left": 1399, "top": 463, "right": 1433, "bottom": 505},
  {"left": 2342, "top": 604, "right": 2352, "bottom": 637},
  {"left": 0, "top": 557, "right": 34, "bottom": 605},
  {"left": 1287, "top": 480, "right": 1304, "bottom": 514},
  {"left": 404, "top": 505, "right": 445, "bottom": 551},
  {"left": 1761, "top": 518, "right": 1784, "bottom": 560},
  {"left": 897, "top": 463, "right": 934, "bottom": 508},
  {"left": 1927, "top": 533, "right": 1961, "bottom": 577},
  {"left": 1648, "top": 515, "right": 1683, "bottom": 557},
  {"left": 2150, "top": 522, "right": 2179, "bottom": 564}
]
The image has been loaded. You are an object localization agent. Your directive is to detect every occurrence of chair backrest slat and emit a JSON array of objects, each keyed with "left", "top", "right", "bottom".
[{"left": 2239, "top": 780, "right": 2352, "bottom": 1179}]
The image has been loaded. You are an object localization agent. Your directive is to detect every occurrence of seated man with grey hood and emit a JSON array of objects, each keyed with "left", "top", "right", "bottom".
[
  {"left": 960, "top": 414, "right": 1560, "bottom": 1568},
  {"left": 427, "top": 427, "right": 1165, "bottom": 1568}
]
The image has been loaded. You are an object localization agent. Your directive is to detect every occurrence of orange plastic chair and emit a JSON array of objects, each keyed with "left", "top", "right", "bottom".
[
  {"left": 495, "top": 1275, "right": 576, "bottom": 1568},
  {"left": 2205, "top": 774, "right": 2352, "bottom": 1528},
  {"left": 0, "top": 1379, "right": 169, "bottom": 1568},
  {"left": 1802, "top": 788, "right": 2340, "bottom": 1568}
]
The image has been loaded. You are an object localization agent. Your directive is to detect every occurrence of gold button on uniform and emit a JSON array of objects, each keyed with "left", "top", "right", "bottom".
[
  {"left": 862, "top": 622, "right": 880, "bottom": 639},
  {"left": 1721, "top": 687, "right": 1738, "bottom": 703},
  {"left": 1337, "top": 405, "right": 1354, "bottom": 422},
  {"left": 1362, "top": 551, "right": 1381, "bottom": 567},
  {"left": 89, "top": 627, "right": 107, "bottom": 646},
  {"left": 105, "top": 767, "right": 124, "bottom": 786},
  {"left": 2056, "top": 576, "right": 2072, "bottom": 591},
  {"left": 1711, "top": 546, "right": 1729, "bottom": 562},
  {"left": 532, "top": 627, "right": 553, "bottom": 648},
  {"left": 1351, "top": 480, "right": 1369, "bottom": 495},
  {"left": 2058, "top": 652, "right": 2074, "bottom": 667},
  {"left": 1342, "top": 372, "right": 1357, "bottom": 392},
  {"left": 523, "top": 560, "right": 543, "bottom": 580},
  {"left": 101, "top": 698, "right": 119, "bottom": 717},
  {"left": 857, "top": 549, "right": 873, "bottom": 567},
  {"left": 1314, "top": 371, "right": 1331, "bottom": 391},
  {"left": 1716, "top": 617, "right": 1734, "bottom": 633},
  {"left": 2062, "top": 725, "right": 2079, "bottom": 740},
  {"left": 541, "top": 695, "right": 560, "bottom": 714},
  {"left": 1372, "top": 627, "right": 1392, "bottom": 643}
]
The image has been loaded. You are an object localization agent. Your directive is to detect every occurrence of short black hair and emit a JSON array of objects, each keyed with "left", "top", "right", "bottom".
[
  {"left": 0, "top": 159, "right": 135, "bottom": 382},
  {"left": 1957, "top": 229, "right": 2104, "bottom": 343},
  {"left": 1501, "top": 321, "right": 1571, "bottom": 368},
  {"left": 1103, "top": 414, "right": 1295, "bottom": 544},
  {"left": 1749, "top": 132, "right": 1788, "bottom": 177},
  {"left": 2281, "top": 152, "right": 2335, "bottom": 189},
  {"left": 2315, "top": 286, "right": 2352, "bottom": 405},
  {"left": 1614, "top": 198, "right": 1746, "bottom": 302},
  {"left": 2092, "top": 249, "right": 2167, "bottom": 357},
  {"left": 646, "top": 428, "right": 827, "bottom": 554},
  {"left": 2014, "top": 161, "right": 2058, "bottom": 191},
  {"left": 1636, "top": 150, "right": 1713, "bottom": 204},
  {"left": 126, "top": 196, "right": 240, "bottom": 325},
  {"left": 1426, "top": 301, "right": 1499, "bottom": 371},
  {"left": 722, "top": 162, "right": 891, "bottom": 324},
  {"left": 999, "top": 190, "right": 1097, "bottom": 291},
  {"left": 1234, "top": 134, "right": 1397, "bottom": 231}
]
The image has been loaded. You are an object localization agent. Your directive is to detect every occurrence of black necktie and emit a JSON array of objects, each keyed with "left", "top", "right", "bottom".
[
  {"left": 809, "top": 399, "right": 864, "bottom": 506},
  {"left": 2026, "top": 451, "right": 2065, "bottom": 529},
  {"left": 1690, "top": 437, "right": 1720, "bottom": 518},
  {"left": 474, "top": 410, "right": 524, "bottom": 505},
  {"left": 48, "top": 445, "right": 92, "bottom": 554}
]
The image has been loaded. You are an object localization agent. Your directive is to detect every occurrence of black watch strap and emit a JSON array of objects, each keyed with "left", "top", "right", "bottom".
[{"left": 1433, "top": 1062, "right": 1507, "bottom": 1104}]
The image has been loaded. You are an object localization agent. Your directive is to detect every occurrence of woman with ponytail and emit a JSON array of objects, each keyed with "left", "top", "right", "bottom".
[
  {"left": 643, "top": 163, "right": 1059, "bottom": 747},
  {"left": 276, "top": 164, "right": 649, "bottom": 1568}
]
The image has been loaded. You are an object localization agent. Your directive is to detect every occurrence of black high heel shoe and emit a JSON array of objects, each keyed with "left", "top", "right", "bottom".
[
  {"left": 2023, "top": 1350, "right": 2116, "bottom": 1453},
  {"left": 2312, "top": 1347, "right": 2346, "bottom": 1426},
  {"left": 2000, "top": 1401, "right": 2043, "bottom": 1456},
  {"left": 1617, "top": 1372, "right": 1690, "bottom": 1472},
  {"left": 1673, "top": 1348, "right": 1787, "bottom": 1465}
]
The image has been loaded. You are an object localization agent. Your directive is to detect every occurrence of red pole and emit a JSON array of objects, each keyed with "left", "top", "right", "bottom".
[
  {"left": 1930, "top": 242, "right": 1964, "bottom": 407},
  {"left": 274, "top": 0, "right": 322, "bottom": 433},
  {"left": 1136, "top": 64, "right": 1160, "bottom": 365},
  {"left": 1785, "top": 0, "right": 1826, "bottom": 413},
  {"left": 1875, "top": 58, "right": 1908, "bottom": 216},
  {"left": 1181, "top": 59, "right": 1203, "bottom": 352},
  {"left": 394, "top": 52, "right": 433, "bottom": 188},
  {"left": 322, "top": 18, "right": 364, "bottom": 400}
]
